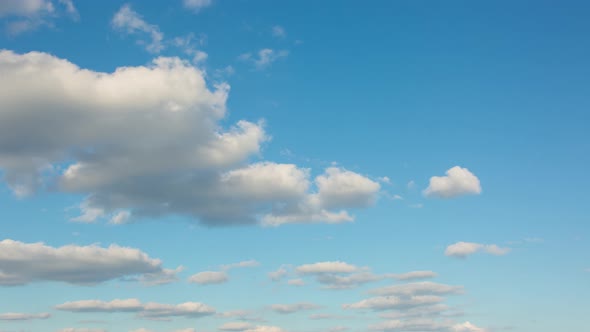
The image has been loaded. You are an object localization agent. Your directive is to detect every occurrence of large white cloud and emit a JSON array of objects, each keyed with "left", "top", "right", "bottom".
[
  {"left": 423, "top": 166, "right": 481, "bottom": 198},
  {"left": 56, "top": 298, "right": 215, "bottom": 319},
  {"left": 0, "top": 239, "right": 177, "bottom": 286},
  {"left": 445, "top": 242, "right": 510, "bottom": 258},
  {"left": 0, "top": 50, "right": 380, "bottom": 227}
]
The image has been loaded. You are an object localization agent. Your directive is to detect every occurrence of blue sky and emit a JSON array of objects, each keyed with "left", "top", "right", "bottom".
[{"left": 0, "top": 1, "right": 589, "bottom": 332}]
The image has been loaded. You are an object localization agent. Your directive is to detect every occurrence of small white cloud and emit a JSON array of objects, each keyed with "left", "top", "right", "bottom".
[
  {"left": 270, "top": 303, "right": 319, "bottom": 314},
  {"left": 220, "top": 322, "right": 254, "bottom": 331},
  {"left": 239, "top": 49, "right": 289, "bottom": 69},
  {"left": 0, "top": 312, "right": 50, "bottom": 320},
  {"left": 450, "top": 321, "right": 487, "bottom": 332},
  {"left": 390, "top": 271, "right": 437, "bottom": 281},
  {"left": 245, "top": 326, "right": 287, "bottom": 332},
  {"left": 188, "top": 271, "right": 228, "bottom": 285},
  {"left": 445, "top": 242, "right": 510, "bottom": 258},
  {"left": 423, "top": 166, "right": 481, "bottom": 198},
  {"left": 272, "top": 25, "right": 286, "bottom": 38},
  {"left": 183, "top": 0, "right": 213, "bottom": 12},
  {"left": 296, "top": 261, "right": 359, "bottom": 274},
  {"left": 111, "top": 4, "right": 164, "bottom": 53},
  {"left": 287, "top": 278, "right": 305, "bottom": 286},
  {"left": 222, "top": 260, "right": 260, "bottom": 270},
  {"left": 269, "top": 266, "right": 288, "bottom": 281},
  {"left": 377, "top": 176, "right": 391, "bottom": 184},
  {"left": 343, "top": 295, "right": 443, "bottom": 311}
]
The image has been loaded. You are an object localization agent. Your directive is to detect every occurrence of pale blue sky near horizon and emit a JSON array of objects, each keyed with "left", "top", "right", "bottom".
[{"left": 0, "top": 1, "right": 588, "bottom": 332}]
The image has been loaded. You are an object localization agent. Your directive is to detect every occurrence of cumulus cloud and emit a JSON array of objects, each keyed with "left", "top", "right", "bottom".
[
  {"left": 293, "top": 261, "right": 390, "bottom": 289},
  {"left": 445, "top": 242, "right": 511, "bottom": 258},
  {"left": 222, "top": 260, "right": 260, "bottom": 270},
  {"left": 270, "top": 303, "right": 319, "bottom": 314},
  {"left": 56, "top": 298, "right": 215, "bottom": 319},
  {"left": 239, "top": 49, "right": 289, "bottom": 69},
  {"left": 0, "top": 312, "right": 50, "bottom": 320},
  {"left": 423, "top": 166, "right": 481, "bottom": 198},
  {"left": 0, "top": 50, "right": 379, "bottom": 227},
  {"left": 111, "top": 4, "right": 164, "bottom": 53},
  {"left": 0, "top": 239, "right": 177, "bottom": 286},
  {"left": 188, "top": 271, "right": 228, "bottom": 285},
  {"left": 183, "top": 0, "right": 213, "bottom": 12}
]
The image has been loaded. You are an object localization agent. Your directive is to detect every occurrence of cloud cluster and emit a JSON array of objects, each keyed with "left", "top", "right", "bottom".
[
  {"left": 0, "top": 239, "right": 176, "bottom": 286},
  {"left": 423, "top": 166, "right": 481, "bottom": 198},
  {"left": 56, "top": 298, "right": 215, "bottom": 319},
  {"left": 183, "top": 0, "right": 213, "bottom": 13},
  {"left": 346, "top": 279, "right": 484, "bottom": 332},
  {"left": 0, "top": 50, "right": 379, "bottom": 227},
  {"left": 445, "top": 242, "right": 510, "bottom": 258}
]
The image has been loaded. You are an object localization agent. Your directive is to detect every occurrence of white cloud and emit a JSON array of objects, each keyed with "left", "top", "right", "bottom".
[
  {"left": 0, "top": 239, "right": 176, "bottom": 286},
  {"left": 0, "top": 0, "right": 54, "bottom": 17},
  {"left": 391, "top": 271, "right": 437, "bottom": 281},
  {"left": 287, "top": 278, "right": 305, "bottom": 286},
  {"left": 56, "top": 299, "right": 215, "bottom": 319},
  {"left": 220, "top": 322, "right": 254, "bottom": 331},
  {"left": 244, "top": 327, "right": 287, "bottom": 332},
  {"left": 445, "top": 242, "right": 510, "bottom": 258},
  {"left": 0, "top": 50, "right": 378, "bottom": 227},
  {"left": 423, "top": 166, "right": 481, "bottom": 198},
  {"left": 271, "top": 25, "right": 286, "bottom": 38},
  {"left": 0, "top": 0, "right": 78, "bottom": 35},
  {"left": 315, "top": 272, "right": 382, "bottom": 289},
  {"left": 183, "top": 0, "right": 213, "bottom": 12},
  {"left": 343, "top": 295, "right": 443, "bottom": 311},
  {"left": 0, "top": 312, "right": 50, "bottom": 320},
  {"left": 450, "top": 322, "right": 487, "bottom": 332},
  {"left": 296, "top": 261, "right": 359, "bottom": 274},
  {"left": 188, "top": 271, "right": 228, "bottom": 285},
  {"left": 239, "top": 49, "right": 289, "bottom": 69},
  {"left": 268, "top": 267, "right": 288, "bottom": 281},
  {"left": 270, "top": 303, "right": 319, "bottom": 314},
  {"left": 369, "top": 282, "right": 463, "bottom": 296},
  {"left": 222, "top": 260, "right": 260, "bottom": 270},
  {"left": 111, "top": 4, "right": 164, "bottom": 53},
  {"left": 316, "top": 167, "right": 381, "bottom": 209},
  {"left": 369, "top": 318, "right": 450, "bottom": 331}
]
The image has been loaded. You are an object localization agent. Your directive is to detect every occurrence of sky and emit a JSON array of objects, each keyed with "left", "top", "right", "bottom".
[{"left": 0, "top": 1, "right": 589, "bottom": 332}]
